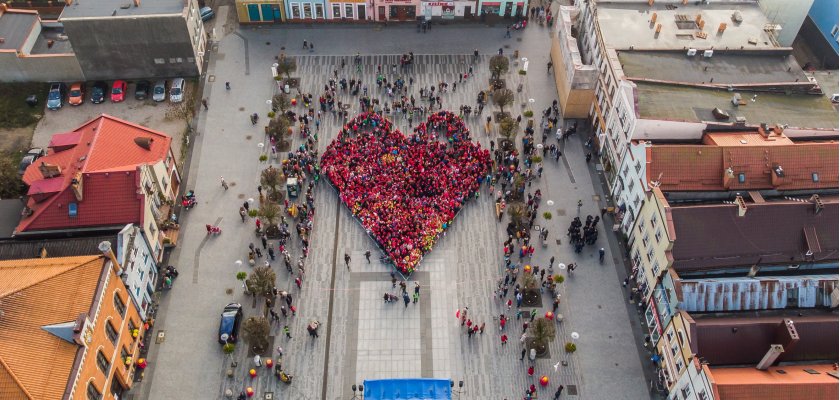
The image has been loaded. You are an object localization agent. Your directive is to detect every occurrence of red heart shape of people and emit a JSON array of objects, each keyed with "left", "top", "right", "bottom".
[{"left": 321, "top": 111, "right": 491, "bottom": 274}]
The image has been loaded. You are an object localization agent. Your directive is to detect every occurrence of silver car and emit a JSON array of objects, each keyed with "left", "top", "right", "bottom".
[
  {"left": 169, "top": 78, "right": 185, "bottom": 103},
  {"left": 152, "top": 80, "right": 167, "bottom": 102}
]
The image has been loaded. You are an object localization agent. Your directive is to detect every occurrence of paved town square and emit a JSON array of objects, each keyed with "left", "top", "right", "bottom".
[{"left": 136, "top": 16, "right": 650, "bottom": 400}]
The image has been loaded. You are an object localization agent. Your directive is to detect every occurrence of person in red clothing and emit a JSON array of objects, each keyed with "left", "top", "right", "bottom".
[
  {"left": 527, "top": 366, "right": 535, "bottom": 376},
  {"left": 501, "top": 334, "right": 508, "bottom": 345}
]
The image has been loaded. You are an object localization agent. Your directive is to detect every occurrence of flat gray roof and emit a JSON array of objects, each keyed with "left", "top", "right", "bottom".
[
  {"left": 60, "top": 0, "right": 185, "bottom": 19},
  {"left": 0, "top": 12, "right": 38, "bottom": 51},
  {"left": 30, "top": 28, "right": 74, "bottom": 55},
  {"left": 596, "top": 2, "right": 777, "bottom": 50},
  {"left": 618, "top": 51, "right": 807, "bottom": 85},
  {"left": 634, "top": 81, "right": 839, "bottom": 130}
]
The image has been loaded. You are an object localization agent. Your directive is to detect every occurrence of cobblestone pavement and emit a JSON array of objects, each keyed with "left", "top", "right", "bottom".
[{"left": 135, "top": 11, "right": 652, "bottom": 400}]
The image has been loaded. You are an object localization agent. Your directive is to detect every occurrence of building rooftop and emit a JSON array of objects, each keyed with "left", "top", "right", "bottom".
[
  {"left": 687, "top": 309, "right": 839, "bottom": 366},
  {"left": 0, "top": 255, "right": 105, "bottom": 400},
  {"left": 595, "top": 1, "right": 777, "bottom": 50},
  {"left": 17, "top": 114, "right": 172, "bottom": 235},
  {"left": 673, "top": 274, "right": 839, "bottom": 313},
  {"left": 0, "top": 235, "right": 115, "bottom": 260},
  {"left": 645, "top": 133, "right": 839, "bottom": 192},
  {"left": 665, "top": 194, "right": 839, "bottom": 271},
  {"left": 709, "top": 364, "right": 839, "bottom": 400},
  {"left": 634, "top": 81, "right": 839, "bottom": 130},
  {"left": 30, "top": 27, "right": 74, "bottom": 55},
  {"left": 618, "top": 51, "right": 808, "bottom": 86},
  {"left": 0, "top": 9, "right": 38, "bottom": 51},
  {"left": 60, "top": 0, "right": 185, "bottom": 19}
]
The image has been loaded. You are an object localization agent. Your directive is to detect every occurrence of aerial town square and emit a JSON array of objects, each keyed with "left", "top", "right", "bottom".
[{"left": 0, "top": 0, "right": 838, "bottom": 400}]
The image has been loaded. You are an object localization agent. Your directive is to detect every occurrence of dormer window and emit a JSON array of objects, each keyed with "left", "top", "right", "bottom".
[
  {"left": 812, "top": 173, "right": 819, "bottom": 183},
  {"left": 737, "top": 173, "right": 746, "bottom": 183}
]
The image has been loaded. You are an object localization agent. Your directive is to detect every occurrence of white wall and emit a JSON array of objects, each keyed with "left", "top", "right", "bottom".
[{"left": 117, "top": 224, "right": 157, "bottom": 320}]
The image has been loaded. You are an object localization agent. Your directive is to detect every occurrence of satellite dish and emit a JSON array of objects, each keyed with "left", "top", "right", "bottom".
[{"left": 571, "top": 332, "right": 580, "bottom": 340}]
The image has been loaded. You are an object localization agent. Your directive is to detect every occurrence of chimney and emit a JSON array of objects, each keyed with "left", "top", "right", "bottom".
[
  {"left": 755, "top": 344, "right": 784, "bottom": 370},
  {"left": 650, "top": 12, "right": 657, "bottom": 24},
  {"left": 648, "top": 0, "right": 654, "bottom": 6},
  {"left": 70, "top": 172, "right": 83, "bottom": 201},
  {"left": 810, "top": 194, "right": 824, "bottom": 214},
  {"left": 98, "top": 241, "right": 123, "bottom": 275},
  {"left": 39, "top": 162, "right": 62, "bottom": 178},
  {"left": 735, "top": 195, "right": 747, "bottom": 217},
  {"left": 0, "top": 3, "right": 7, "bottom": 12},
  {"left": 722, "top": 167, "right": 734, "bottom": 189},
  {"left": 133, "top": 0, "right": 140, "bottom": 7},
  {"left": 135, "top": 137, "right": 153, "bottom": 150},
  {"left": 695, "top": 14, "right": 702, "bottom": 25},
  {"left": 718, "top": 22, "right": 727, "bottom": 33},
  {"left": 64, "top": 0, "right": 73, "bottom": 6}
]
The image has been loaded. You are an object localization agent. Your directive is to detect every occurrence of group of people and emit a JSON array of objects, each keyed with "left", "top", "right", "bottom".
[
  {"left": 321, "top": 111, "right": 491, "bottom": 273},
  {"left": 567, "top": 215, "right": 600, "bottom": 253}
]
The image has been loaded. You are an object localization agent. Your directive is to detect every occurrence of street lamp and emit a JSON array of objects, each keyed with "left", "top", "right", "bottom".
[{"left": 351, "top": 383, "right": 364, "bottom": 399}]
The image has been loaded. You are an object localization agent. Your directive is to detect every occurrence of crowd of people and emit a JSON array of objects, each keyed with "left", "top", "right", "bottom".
[{"left": 321, "top": 111, "right": 491, "bottom": 273}]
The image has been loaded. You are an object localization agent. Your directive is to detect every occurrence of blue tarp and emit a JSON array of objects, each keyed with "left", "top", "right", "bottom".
[{"left": 364, "top": 378, "right": 452, "bottom": 400}]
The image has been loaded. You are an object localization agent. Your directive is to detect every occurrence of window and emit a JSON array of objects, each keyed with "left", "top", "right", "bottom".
[
  {"left": 680, "top": 384, "right": 691, "bottom": 399},
  {"left": 627, "top": 179, "right": 635, "bottom": 193},
  {"left": 642, "top": 235, "right": 649, "bottom": 248},
  {"left": 623, "top": 165, "right": 630, "bottom": 178},
  {"left": 652, "top": 260, "right": 661, "bottom": 277},
  {"left": 671, "top": 343, "right": 679, "bottom": 356},
  {"left": 638, "top": 217, "right": 646, "bottom": 233},
  {"left": 647, "top": 248, "right": 654, "bottom": 262},
  {"left": 168, "top": 58, "right": 177, "bottom": 64},
  {"left": 128, "top": 319, "right": 137, "bottom": 334},
  {"left": 634, "top": 161, "right": 642, "bottom": 174},
  {"left": 675, "top": 358, "right": 684, "bottom": 372},
  {"left": 697, "top": 390, "right": 708, "bottom": 400},
  {"left": 96, "top": 350, "right": 111, "bottom": 375},
  {"left": 812, "top": 172, "right": 819, "bottom": 182},
  {"left": 105, "top": 320, "right": 119, "bottom": 344},
  {"left": 650, "top": 212, "right": 658, "bottom": 227},
  {"left": 344, "top": 3, "right": 354, "bottom": 18},
  {"left": 87, "top": 382, "right": 102, "bottom": 400},
  {"left": 290, "top": 3, "right": 300, "bottom": 18},
  {"left": 154, "top": 58, "right": 165, "bottom": 64},
  {"left": 303, "top": 3, "right": 312, "bottom": 18},
  {"left": 332, "top": 3, "right": 341, "bottom": 17},
  {"left": 677, "top": 331, "right": 685, "bottom": 346},
  {"left": 738, "top": 172, "right": 746, "bottom": 183},
  {"left": 654, "top": 229, "right": 662, "bottom": 244},
  {"left": 315, "top": 3, "right": 324, "bottom": 18},
  {"left": 832, "top": 24, "right": 838, "bottom": 37},
  {"left": 114, "top": 292, "right": 126, "bottom": 317}
]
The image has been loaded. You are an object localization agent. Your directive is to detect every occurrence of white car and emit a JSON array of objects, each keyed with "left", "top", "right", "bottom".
[{"left": 169, "top": 78, "right": 185, "bottom": 103}]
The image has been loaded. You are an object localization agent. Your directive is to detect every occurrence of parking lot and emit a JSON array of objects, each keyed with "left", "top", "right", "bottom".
[{"left": 31, "top": 80, "right": 196, "bottom": 160}]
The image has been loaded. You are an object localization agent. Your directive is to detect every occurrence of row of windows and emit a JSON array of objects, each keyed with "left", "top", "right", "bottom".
[{"left": 153, "top": 57, "right": 197, "bottom": 65}]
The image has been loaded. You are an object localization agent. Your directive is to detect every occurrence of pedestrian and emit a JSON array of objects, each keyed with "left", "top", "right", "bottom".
[
  {"left": 295, "top": 276, "right": 302, "bottom": 289},
  {"left": 255, "top": 247, "right": 262, "bottom": 258},
  {"left": 501, "top": 334, "right": 508, "bottom": 345},
  {"left": 270, "top": 308, "right": 279, "bottom": 321},
  {"left": 522, "top": 322, "right": 529, "bottom": 333},
  {"left": 530, "top": 308, "right": 537, "bottom": 321},
  {"left": 243, "top": 201, "right": 250, "bottom": 211},
  {"left": 412, "top": 291, "right": 419, "bottom": 304},
  {"left": 283, "top": 325, "right": 291, "bottom": 338},
  {"left": 505, "top": 27, "right": 512, "bottom": 38},
  {"left": 527, "top": 366, "right": 535, "bottom": 376},
  {"left": 225, "top": 82, "right": 230, "bottom": 90},
  {"left": 220, "top": 176, "right": 228, "bottom": 190},
  {"left": 520, "top": 348, "right": 527, "bottom": 360},
  {"left": 403, "top": 292, "right": 410, "bottom": 307},
  {"left": 586, "top": 152, "right": 592, "bottom": 163},
  {"left": 290, "top": 305, "right": 297, "bottom": 316},
  {"left": 599, "top": 247, "right": 606, "bottom": 262},
  {"left": 365, "top": 250, "right": 371, "bottom": 263},
  {"left": 479, "top": 322, "right": 485, "bottom": 334},
  {"left": 239, "top": 206, "right": 247, "bottom": 222},
  {"left": 500, "top": 315, "right": 507, "bottom": 330},
  {"left": 554, "top": 385, "right": 565, "bottom": 399},
  {"left": 202, "top": 98, "right": 208, "bottom": 110},
  {"left": 280, "top": 305, "right": 288, "bottom": 317},
  {"left": 261, "top": 234, "right": 268, "bottom": 249},
  {"left": 344, "top": 253, "right": 351, "bottom": 269},
  {"left": 414, "top": 282, "right": 420, "bottom": 295},
  {"left": 268, "top": 247, "right": 275, "bottom": 260},
  {"left": 547, "top": 60, "right": 553, "bottom": 72}
]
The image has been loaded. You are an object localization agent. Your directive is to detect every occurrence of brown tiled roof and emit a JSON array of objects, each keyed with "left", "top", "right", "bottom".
[
  {"left": 0, "top": 256, "right": 103, "bottom": 400},
  {"left": 669, "top": 196, "right": 838, "bottom": 271},
  {"left": 689, "top": 311, "right": 839, "bottom": 366},
  {"left": 710, "top": 364, "right": 839, "bottom": 400},
  {"left": 646, "top": 139, "right": 838, "bottom": 192}
]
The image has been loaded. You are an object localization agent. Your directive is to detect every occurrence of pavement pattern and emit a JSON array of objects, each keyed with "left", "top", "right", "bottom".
[{"left": 133, "top": 10, "right": 653, "bottom": 400}]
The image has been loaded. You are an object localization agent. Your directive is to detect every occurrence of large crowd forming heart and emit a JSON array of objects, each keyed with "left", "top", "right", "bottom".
[{"left": 321, "top": 111, "right": 491, "bottom": 274}]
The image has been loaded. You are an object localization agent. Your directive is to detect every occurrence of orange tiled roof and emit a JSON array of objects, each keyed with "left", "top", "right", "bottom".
[
  {"left": 646, "top": 140, "right": 838, "bottom": 192},
  {"left": 710, "top": 364, "right": 839, "bottom": 400},
  {"left": 0, "top": 256, "right": 104, "bottom": 400}
]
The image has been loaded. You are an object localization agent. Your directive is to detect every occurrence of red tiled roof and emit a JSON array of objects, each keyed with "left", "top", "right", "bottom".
[
  {"left": 16, "top": 114, "right": 170, "bottom": 234},
  {"left": 710, "top": 364, "right": 839, "bottom": 400},
  {"left": 646, "top": 140, "right": 838, "bottom": 192},
  {"left": 668, "top": 197, "right": 838, "bottom": 271},
  {"left": 18, "top": 171, "right": 142, "bottom": 233}
]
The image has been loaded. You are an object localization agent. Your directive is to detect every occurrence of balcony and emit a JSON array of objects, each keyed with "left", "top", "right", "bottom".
[{"left": 156, "top": 202, "right": 180, "bottom": 248}]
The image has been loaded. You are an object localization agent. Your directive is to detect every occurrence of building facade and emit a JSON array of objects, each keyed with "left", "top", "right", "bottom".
[
  {"left": 549, "top": 5, "right": 597, "bottom": 119},
  {"left": 0, "top": 255, "right": 145, "bottom": 400},
  {"left": 235, "top": 0, "right": 286, "bottom": 23},
  {"left": 804, "top": 0, "right": 839, "bottom": 68}
]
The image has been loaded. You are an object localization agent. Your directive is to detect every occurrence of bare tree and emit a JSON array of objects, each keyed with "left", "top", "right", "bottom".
[
  {"left": 489, "top": 55, "right": 510, "bottom": 80},
  {"left": 493, "top": 88, "right": 515, "bottom": 114},
  {"left": 242, "top": 316, "right": 271, "bottom": 353}
]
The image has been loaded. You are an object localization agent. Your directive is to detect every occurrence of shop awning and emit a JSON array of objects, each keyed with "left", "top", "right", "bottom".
[{"left": 364, "top": 378, "right": 452, "bottom": 400}]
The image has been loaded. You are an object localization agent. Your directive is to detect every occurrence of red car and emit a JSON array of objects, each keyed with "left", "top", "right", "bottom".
[{"left": 110, "top": 80, "right": 127, "bottom": 102}]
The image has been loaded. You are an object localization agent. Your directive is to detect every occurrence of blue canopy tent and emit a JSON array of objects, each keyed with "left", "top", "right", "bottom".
[{"left": 363, "top": 378, "right": 452, "bottom": 400}]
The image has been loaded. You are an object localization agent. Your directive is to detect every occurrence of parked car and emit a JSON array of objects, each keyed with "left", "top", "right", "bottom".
[
  {"left": 91, "top": 81, "right": 108, "bottom": 104},
  {"left": 18, "top": 148, "right": 45, "bottom": 175},
  {"left": 110, "top": 80, "right": 127, "bottom": 102},
  {"left": 46, "top": 83, "right": 66, "bottom": 110},
  {"left": 169, "top": 78, "right": 185, "bottom": 103},
  {"left": 152, "top": 80, "right": 167, "bottom": 102},
  {"left": 68, "top": 82, "right": 85, "bottom": 106},
  {"left": 218, "top": 303, "right": 243, "bottom": 344},
  {"left": 200, "top": 6, "right": 215, "bottom": 21},
  {"left": 135, "top": 80, "right": 150, "bottom": 100}
]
